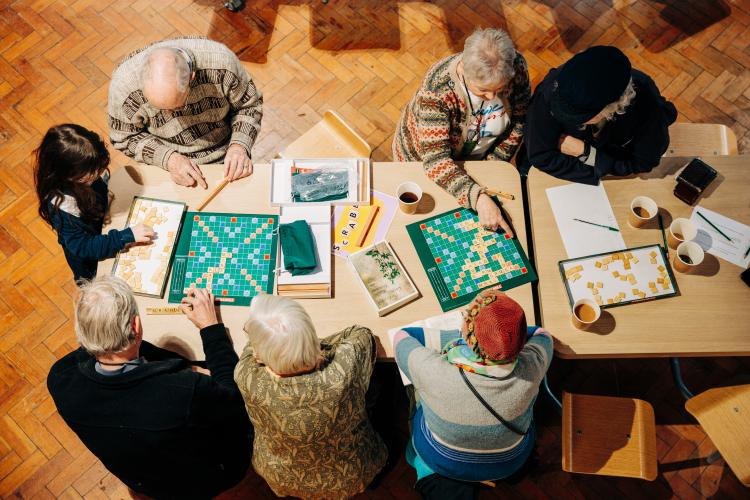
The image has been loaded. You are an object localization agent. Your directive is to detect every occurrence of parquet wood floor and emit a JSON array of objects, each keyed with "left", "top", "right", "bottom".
[{"left": 0, "top": 0, "right": 749, "bottom": 498}]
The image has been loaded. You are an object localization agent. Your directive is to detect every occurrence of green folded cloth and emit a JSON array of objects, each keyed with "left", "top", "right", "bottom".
[{"left": 279, "top": 220, "right": 318, "bottom": 276}]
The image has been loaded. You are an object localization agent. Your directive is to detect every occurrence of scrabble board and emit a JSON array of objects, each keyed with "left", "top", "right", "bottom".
[
  {"left": 112, "top": 197, "right": 186, "bottom": 298},
  {"left": 559, "top": 244, "right": 679, "bottom": 309},
  {"left": 407, "top": 208, "right": 537, "bottom": 312},
  {"left": 168, "top": 212, "right": 279, "bottom": 306}
]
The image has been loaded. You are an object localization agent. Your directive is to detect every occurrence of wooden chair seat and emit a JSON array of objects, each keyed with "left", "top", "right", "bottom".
[
  {"left": 685, "top": 384, "right": 750, "bottom": 487},
  {"left": 562, "top": 392, "right": 658, "bottom": 481},
  {"left": 280, "top": 109, "right": 372, "bottom": 159},
  {"left": 665, "top": 123, "right": 738, "bottom": 157}
]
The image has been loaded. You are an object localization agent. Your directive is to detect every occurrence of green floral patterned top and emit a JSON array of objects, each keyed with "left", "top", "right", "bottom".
[{"left": 234, "top": 325, "right": 387, "bottom": 499}]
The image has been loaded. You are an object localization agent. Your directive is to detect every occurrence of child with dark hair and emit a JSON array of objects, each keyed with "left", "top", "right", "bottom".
[{"left": 34, "top": 124, "right": 155, "bottom": 282}]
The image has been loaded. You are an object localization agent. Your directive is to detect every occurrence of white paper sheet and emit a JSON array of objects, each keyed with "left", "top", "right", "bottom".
[
  {"left": 690, "top": 206, "right": 750, "bottom": 269},
  {"left": 387, "top": 311, "right": 463, "bottom": 385},
  {"left": 278, "top": 206, "right": 332, "bottom": 284},
  {"left": 546, "top": 183, "right": 626, "bottom": 258}
]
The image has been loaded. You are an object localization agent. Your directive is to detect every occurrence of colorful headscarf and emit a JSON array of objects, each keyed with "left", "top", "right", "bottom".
[
  {"left": 441, "top": 337, "right": 517, "bottom": 378},
  {"left": 460, "top": 289, "right": 527, "bottom": 362}
]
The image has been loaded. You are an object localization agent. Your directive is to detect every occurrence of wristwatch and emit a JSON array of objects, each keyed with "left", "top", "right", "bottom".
[{"left": 578, "top": 142, "right": 591, "bottom": 162}]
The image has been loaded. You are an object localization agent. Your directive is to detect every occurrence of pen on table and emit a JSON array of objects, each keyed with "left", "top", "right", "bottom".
[
  {"left": 573, "top": 218, "right": 620, "bottom": 232},
  {"left": 696, "top": 211, "right": 732, "bottom": 242},
  {"left": 658, "top": 214, "right": 668, "bottom": 250},
  {"left": 485, "top": 188, "right": 515, "bottom": 201},
  {"left": 744, "top": 245, "right": 750, "bottom": 259}
]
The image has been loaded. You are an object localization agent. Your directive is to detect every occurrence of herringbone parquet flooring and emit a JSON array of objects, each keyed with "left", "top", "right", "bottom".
[{"left": 0, "top": 0, "right": 749, "bottom": 498}]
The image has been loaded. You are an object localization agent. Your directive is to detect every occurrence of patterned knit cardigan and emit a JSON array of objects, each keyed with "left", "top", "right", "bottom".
[
  {"left": 392, "top": 52, "right": 530, "bottom": 209},
  {"left": 108, "top": 37, "right": 262, "bottom": 168}
]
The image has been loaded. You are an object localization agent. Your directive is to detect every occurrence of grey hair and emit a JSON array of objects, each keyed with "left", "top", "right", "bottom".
[
  {"left": 462, "top": 28, "right": 517, "bottom": 87},
  {"left": 75, "top": 276, "right": 139, "bottom": 356},
  {"left": 243, "top": 294, "right": 320, "bottom": 375},
  {"left": 140, "top": 47, "right": 191, "bottom": 93},
  {"left": 594, "top": 78, "right": 637, "bottom": 123}
]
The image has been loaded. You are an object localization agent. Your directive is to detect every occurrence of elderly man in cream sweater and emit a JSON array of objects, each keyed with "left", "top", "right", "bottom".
[{"left": 108, "top": 37, "right": 262, "bottom": 188}]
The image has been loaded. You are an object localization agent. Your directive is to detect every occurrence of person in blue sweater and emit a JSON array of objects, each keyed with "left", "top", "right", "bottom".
[
  {"left": 393, "top": 290, "right": 553, "bottom": 499},
  {"left": 34, "top": 124, "right": 155, "bottom": 282}
]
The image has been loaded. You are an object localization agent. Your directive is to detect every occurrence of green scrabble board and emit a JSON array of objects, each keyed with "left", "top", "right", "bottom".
[
  {"left": 407, "top": 208, "right": 537, "bottom": 312},
  {"left": 168, "top": 212, "right": 278, "bottom": 306}
]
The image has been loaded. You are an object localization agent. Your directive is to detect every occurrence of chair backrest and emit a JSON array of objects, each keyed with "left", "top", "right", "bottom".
[
  {"left": 562, "top": 392, "right": 658, "bottom": 481},
  {"left": 280, "top": 110, "right": 372, "bottom": 159},
  {"left": 685, "top": 384, "right": 750, "bottom": 487},
  {"left": 665, "top": 123, "right": 739, "bottom": 157}
]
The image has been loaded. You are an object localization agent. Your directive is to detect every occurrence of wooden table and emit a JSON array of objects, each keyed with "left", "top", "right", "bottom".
[
  {"left": 101, "top": 161, "right": 534, "bottom": 359},
  {"left": 528, "top": 155, "right": 750, "bottom": 359}
]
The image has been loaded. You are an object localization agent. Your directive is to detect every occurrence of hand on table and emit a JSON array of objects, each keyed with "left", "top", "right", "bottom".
[
  {"left": 191, "top": 365, "right": 211, "bottom": 375},
  {"left": 181, "top": 288, "right": 219, "bottom": 330},
  {"left": 167, "top": 153, "right": 208, "bottom": 189},
  {"left": 223, "top": 144, "right": 253, "bottom": 181},
  {"left": 558, "top": 135, "right": 585, "bottom": 157},
  {"left": 532, "top": 327, "right": 551, "bottom": 338},
  {"left": 476, "top": 193, "right": 514, "bottom": 237},
  {"left": 130, "top": 223, "right": 156, "bottom": 243}
]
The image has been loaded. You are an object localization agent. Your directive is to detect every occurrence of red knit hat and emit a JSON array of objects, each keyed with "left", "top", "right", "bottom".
[{"left": 462, "top": 290, "right": 527, "bottom": 362}]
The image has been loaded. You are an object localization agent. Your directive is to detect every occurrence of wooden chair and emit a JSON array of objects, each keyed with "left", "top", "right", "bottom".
[
  {"left": 685, "top": 384, "right": 750, "bottom": 487},
  {"left": 279, "top": 110, "right": 372, "bottom": 159},
  {"left": 665, "top": 123, "right": 738, "bottom": 157},
  {"left": 562, "top": 392, "right": 658, "bottom": 481}
]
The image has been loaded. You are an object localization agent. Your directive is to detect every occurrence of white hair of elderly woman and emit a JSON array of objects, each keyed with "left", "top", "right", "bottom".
[
  {"left": 594, "top": 78, "right": 637, "bottom": 123},
  {"left": 140, "top": 47, "right": 192, "bottom": 93},
  {"left": 462, "top": 28, "right": 517, "bottom": 87},
  {"left": 243, "top": 294, "right": 321, "bottom": 375},
  {"left": 75, "top": 276, "right": 139, "bottom": 356}
]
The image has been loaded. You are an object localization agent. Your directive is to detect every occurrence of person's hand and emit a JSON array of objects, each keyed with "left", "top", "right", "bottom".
[
  {"left": 130, "top": 223, "right": 155, "bottom": 243},
  {"left": 558, "top": 135, "right": 585, "bottom": 157},
  {"left": 476, "top": 193, "right": 514, "bottom": 237},
  {"left": 181, "top": 288, "right": 219, "bottom": 329},
  {"left": 190, "top": 365, "right": 211, "bottom": 375},
  {"left": 167, "top": 153, "right": 208, "bottom": 189},
  {"left": 532, "top": 327, "right": 551, "bottom": 337},
  {"left": 223, "top": 144, "right": 253, "bottom": 181}
]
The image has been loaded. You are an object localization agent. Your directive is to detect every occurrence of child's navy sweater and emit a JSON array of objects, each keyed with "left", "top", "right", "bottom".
[{"left": 49, "top": 176, "right": 134, "bottom": 282}]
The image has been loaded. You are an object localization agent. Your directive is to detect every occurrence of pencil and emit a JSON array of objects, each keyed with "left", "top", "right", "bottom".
[
  {"left": 658, "top": 214, "right": 668, "bottom": 250},
  {"left": 485, "top": 188, "right": 515, "bottom": 201},
  {"left": 355, "top": 205, "right": 379, "bottom": 247},
  {"left": 696, "top": 211, "right": 732, "bottom": 242},
  {"left": 196, "top": 178, "right": 229, "bottom": 212},
  {"left": 573, "top": 218, "right": 620, "bottom": 232}
]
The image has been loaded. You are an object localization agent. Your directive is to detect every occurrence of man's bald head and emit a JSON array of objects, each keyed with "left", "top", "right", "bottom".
[{"left": 141, "top": 48, "right": 193, "bottom": 110}]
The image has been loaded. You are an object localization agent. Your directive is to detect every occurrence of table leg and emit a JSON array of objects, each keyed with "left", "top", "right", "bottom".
[{"left": 670, "top": 357, "right": 695, "bottom": 401}]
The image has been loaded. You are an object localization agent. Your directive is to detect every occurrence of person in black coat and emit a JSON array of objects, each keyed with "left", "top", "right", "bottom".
[
  {"left": 519, "top": 45, "right": 677, "bottom": 184},
  {"left": 47, "top": 276, "right": 252, "bottom": 499}
]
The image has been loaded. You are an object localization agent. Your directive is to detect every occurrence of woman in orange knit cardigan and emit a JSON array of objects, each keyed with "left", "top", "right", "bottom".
[{"left": 393, "top": 28, "right": 530, "bottom": 235}]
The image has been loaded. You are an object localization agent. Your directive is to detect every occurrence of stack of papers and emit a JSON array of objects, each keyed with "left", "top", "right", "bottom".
[{"left": 690, "top": 206, "right": 750, "bottom": 268}]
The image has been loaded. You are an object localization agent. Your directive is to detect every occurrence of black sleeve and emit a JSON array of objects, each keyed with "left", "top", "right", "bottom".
[
  {"left": 525, "top": 90, "right": 600, "bottom": 185},
  {"left": 139, "top": 341, "right": 189, "bottom": 362},
  {"left": 593, "top": 98, "right": 677, "bottom": 178},
  {"left": 188, "top": 323, "right": 249, "bottom": 425}
]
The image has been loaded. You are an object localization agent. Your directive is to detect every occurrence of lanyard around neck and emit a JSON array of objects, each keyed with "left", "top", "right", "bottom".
[{"left": 462, "top": 75, "right": 484, "bottom": 116}]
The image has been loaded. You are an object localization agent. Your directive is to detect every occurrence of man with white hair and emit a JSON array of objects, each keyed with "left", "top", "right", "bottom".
[
  {"left": 393, "top": 28, "right": 531, "bottom": 234},
  {"left": 47, "top": 276, "right": 252, "bottom": 499},
  {"left": 108, "top": 37, "right": 262, "bottom": 188},
  {"left": 519, "top": 45, "right": 677, "bottom": 184}
]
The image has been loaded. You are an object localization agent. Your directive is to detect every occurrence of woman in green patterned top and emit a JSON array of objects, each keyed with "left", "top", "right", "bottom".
[{"left": 233, "top": 295, "right": 387, "bottom": 499}]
